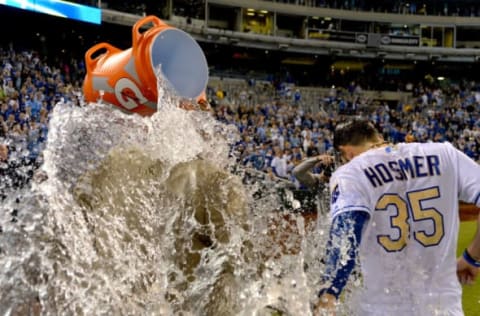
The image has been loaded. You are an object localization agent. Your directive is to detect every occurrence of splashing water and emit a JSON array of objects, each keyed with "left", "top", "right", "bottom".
[{"left": 0, "top": 81, "right": 344, "bottom": 315}]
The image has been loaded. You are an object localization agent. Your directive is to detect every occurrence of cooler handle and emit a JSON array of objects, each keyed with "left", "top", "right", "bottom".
[
  {"left": 85, "top": 42, "right": 121, "bottom": 73},
  {"left": 132, "top": 15, "right": 169, "bottom": 49}
]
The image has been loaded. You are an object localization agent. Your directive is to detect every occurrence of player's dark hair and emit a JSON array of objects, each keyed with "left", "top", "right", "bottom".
[{"left": 333, "top": 118, "right": 380, "bottom": 150}]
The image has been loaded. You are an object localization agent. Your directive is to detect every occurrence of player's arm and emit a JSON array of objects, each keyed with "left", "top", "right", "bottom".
[
  {"left": 457, "top": 211, "right": 480, "bottom": 285},
  {"left": 313, "top": 210, "right": 369, "bottom": 315},
  {"left": 452, "top": 143, "right": 480, "bottom": 283},
  {"left": 464, "top": 194, "right": 480, "bottom": 261},
  {"left": 468, "top": 211, "right": 480, "bottom": 259},
  {"left": 293, "top": 155, "right": 333, "bottom": 188}
]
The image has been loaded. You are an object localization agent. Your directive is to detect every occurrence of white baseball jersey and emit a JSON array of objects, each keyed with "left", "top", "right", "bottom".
[{"left": 329, "top": 141, "right": 480, "bottom": 316}]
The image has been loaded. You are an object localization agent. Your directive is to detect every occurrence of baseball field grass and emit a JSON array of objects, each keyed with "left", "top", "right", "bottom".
[{"left": 458, "top": 220, "right": 480, "bottom": 316}]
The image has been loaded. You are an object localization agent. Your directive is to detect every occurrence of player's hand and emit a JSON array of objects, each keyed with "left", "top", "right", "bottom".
[
  {"left": 316, "top": 154, "right": 334, "bottom": 166},
  {"left": 198, "top": 98, "right": 211, "bottom": 111},
  {"left": 457, "top": 255, "right": 479, "bottom": 285},
  {"left": 312, "top": 293, "right": 336, "bottom": 316},
  {"left": 179, "top": 98, "right": 211, "bottom": 111},
  {"left": 317, "top": 155, "right": 335, "bottom": 181}
]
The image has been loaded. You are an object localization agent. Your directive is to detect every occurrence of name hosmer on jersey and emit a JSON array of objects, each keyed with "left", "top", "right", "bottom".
[{"left": 364, "top": 154, "right": 441, "bottom": 188}]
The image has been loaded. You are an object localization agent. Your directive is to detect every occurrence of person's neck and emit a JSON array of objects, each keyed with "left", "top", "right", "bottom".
[
  {"left": 354, "top": 140, "right": 388, "bottom": 157},
  {"left": 343, "top": 140, "right": 389, "bottom": 162},
  {"left": 366, "top": 140, "right": 389, "bottom": 151}
]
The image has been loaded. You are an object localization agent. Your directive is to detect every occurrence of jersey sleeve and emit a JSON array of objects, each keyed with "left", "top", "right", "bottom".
[
  {"left": 329, "top": 168, "right": 372, "bottom": 218},
  {"left": 453, "top": 143, "right": 480, "bottom": 206},
  {"left": 318, "top": 210, "right": 369, "bottom": 299}
]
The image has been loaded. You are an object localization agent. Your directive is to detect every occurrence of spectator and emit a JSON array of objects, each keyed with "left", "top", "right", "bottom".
[{"left": 270, "top": 147, "right": 289, "bottom": 179}]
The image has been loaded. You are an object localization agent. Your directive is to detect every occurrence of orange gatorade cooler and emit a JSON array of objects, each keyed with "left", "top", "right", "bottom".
[{"left": 83, "top": 15, "right": 209, "bottom": 116}]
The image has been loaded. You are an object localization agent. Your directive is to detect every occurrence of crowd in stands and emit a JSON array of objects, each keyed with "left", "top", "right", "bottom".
[
  {"left": 77, "top": 0, "right": 480, "bottom": 18},
  {"left": 0, "top": 47, "right": 85, "bottom": 196},
  {"left": 268, "top": 0, "right": 480, "bottom": 16},
  {"left": 1, "top": 45, "right": 480, "bottom": 197}
]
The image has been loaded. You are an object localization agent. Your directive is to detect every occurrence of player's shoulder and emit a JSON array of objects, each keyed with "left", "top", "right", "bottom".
[
  {"left": 330, "top": 161, "right": 360, "bottom": 181},
  {"left": 398, "top": 141, "right": 456, "bottom": 153}
]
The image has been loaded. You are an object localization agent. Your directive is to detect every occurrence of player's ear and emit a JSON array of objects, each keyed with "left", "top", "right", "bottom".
[
  {"left": 345, "top": 151, "right": 355, "bottom": 162},
  {"left": 343, "top": 144, "right": 361, "bottom": 162},
  {"left": 338, "top": 145, "right": 350, "bottom": 163}
]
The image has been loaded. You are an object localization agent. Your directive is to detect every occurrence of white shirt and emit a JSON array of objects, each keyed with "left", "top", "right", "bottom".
[
  {"left": 329, "top": 141, "right": 480, "bottom": 316},
  {"left": 270, "top": 155, "right": 288, "bottom": 179}
]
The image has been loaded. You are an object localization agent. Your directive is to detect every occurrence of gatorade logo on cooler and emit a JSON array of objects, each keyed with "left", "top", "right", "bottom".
[{"left": 115, "top": 78, "right": 149, "bottom": 110}]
